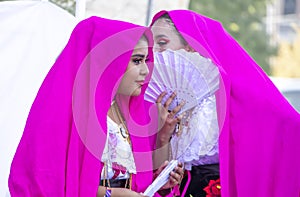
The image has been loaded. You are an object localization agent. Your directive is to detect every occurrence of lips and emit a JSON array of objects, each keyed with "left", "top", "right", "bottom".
[{"left": 136, "top": 80, "right": 145, "bottom": 86}]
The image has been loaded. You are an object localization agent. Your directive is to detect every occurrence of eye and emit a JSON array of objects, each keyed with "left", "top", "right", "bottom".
[
  {"left": 132, "top": 58, "right": 143, "bottom": 65},
  {"left": 157, "top": 39, "right": 168, "bottom": 46}
]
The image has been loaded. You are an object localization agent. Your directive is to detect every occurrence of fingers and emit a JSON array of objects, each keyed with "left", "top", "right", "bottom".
[
  {"left": 156, "top": 91, "right": 185, "bottom": 116},
  {"left": 170, "top": 162, "right": 184, "bottom": 184},
  {"left": 167, "top": 101, "right": 185, "bottom": 119},
  {"left": 156, "top": 91, "right": 177, "bottom": 109},
  {"left": 177, "top": 162, "right": 184, "bottom": 169},
  {"left": 169, "top": 171, "right": 182, "bottom": 185},
  {"left": 156, "top": 91, "right": 167, "bottom": 104},
  {"left": 156, "top": 92, "right": 185, "bottom": 135},
  {"left": 169, "top": 171, "right": 180, "bottom": 185},
  {"left": 163, "top": 92, "right": 176, "bottom": 109},
  {"left": 174, "top": 162, "right": 184, "bottom": 184}
]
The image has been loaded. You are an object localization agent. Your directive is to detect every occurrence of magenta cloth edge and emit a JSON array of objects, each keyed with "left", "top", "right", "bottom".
[
  {"left": 151, "top": 10, "right": 300, "bottom": 197},
  {"left": 8, "top": 16, "right": 156, "bottom": 196}
]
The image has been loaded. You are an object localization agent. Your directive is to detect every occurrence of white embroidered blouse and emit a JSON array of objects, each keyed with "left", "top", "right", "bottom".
[
  {"left": 171, "top": 95, "right": 219, "bottom": 170},
  {"left": 100, "top": 116, "right": 136, "bottom": 180}
]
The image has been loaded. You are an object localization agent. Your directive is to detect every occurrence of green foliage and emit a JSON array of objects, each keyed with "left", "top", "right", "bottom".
[
  {"left": 50, "top": 0, "right": 76, "bottom": 16},
  {"left": 189, "top": 0, "right": 277, "bottom": 74}
]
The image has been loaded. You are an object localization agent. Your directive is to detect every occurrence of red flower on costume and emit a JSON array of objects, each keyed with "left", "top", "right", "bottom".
[{"left": 203, "top": 179, "right": 221, "bottom": 197}]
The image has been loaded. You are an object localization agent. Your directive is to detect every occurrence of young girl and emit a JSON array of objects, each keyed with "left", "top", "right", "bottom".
[
  {"left": 150, "top": 10, "right": 300, "bottom": 197},
  {"left": 8, "top": 16, "right": 183, "bottom": 197},
  {"left": 151, "top": 13, "right": 220, "bottom": 197}
]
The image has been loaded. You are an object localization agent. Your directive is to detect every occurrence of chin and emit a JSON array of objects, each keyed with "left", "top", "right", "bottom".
[{"left": 131, "top": 88, "right": 142, "bottom": 96}]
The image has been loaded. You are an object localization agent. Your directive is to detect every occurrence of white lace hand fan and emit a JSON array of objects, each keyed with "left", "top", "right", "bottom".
[{"left": 145, "top": 49, "right": 219, "bottom": 114}]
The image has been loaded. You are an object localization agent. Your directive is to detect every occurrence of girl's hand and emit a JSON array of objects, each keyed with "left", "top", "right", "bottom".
[
  {"left": 154, "top": 160, "right": 184, "bottom": 190},
  {"left": 156, "top": 92, "right": 184, "bottom": 146}
]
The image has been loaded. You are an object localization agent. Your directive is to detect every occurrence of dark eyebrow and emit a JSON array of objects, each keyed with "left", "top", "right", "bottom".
[{"left": 131, "top": 54, "right": 146, "bottom": 58}]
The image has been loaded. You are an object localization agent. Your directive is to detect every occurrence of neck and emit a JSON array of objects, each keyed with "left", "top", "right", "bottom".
[
  {"left": 108, "top": 100, "right": 123, "bottom": 125},
  {"left": 114, "top": 94, "right": 131, "bottom": 120}
]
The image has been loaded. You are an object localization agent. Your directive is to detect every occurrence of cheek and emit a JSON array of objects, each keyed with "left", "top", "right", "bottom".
[
  {"left": 154, "top": 44, "right": 164, "bottom": 52},
  {"left": 117, "top": 69, "right": 140, "bottom": 95},
  {"left": 169, "top": 41, "right": 184, "bottom": 51},
  {"left": 168, "top": 34, "right": 185, "bottom": 51},
  {"left": 123, "top": 68, "right": 139, "bottom": 84},
  {"left": 129, "top": 66, "right": 140, "bottom": 75},
  {"left": 117, "top": 76, "right": 131, "bottom": 95}
]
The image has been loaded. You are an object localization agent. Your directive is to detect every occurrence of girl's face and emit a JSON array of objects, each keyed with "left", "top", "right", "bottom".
[
  {"left": 151, "top": 18, "right": 185, "bottom": 52},
  {"left": 117, "top": 38, "right": 149, "bottom": 96}
]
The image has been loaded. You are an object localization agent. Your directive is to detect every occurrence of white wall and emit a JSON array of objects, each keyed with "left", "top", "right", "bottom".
[
  {"left": 0, "top": 1, "right": 77, "bottom": 196},
  {"left": 85, "top": 0, "right": 189, "bottom": 25}
]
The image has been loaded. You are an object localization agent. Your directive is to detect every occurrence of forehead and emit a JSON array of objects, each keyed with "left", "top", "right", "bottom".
[
  {"left": 151, "top": 18, "right": 176, "bottom": 36},
  {"left": 133, "top": 39, "right": 148, "bottom": 52},
  {"left": 136, "top": 38, "right": 148, "bottom": 47}
]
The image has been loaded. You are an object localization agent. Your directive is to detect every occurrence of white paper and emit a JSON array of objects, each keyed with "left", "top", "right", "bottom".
[{"left": 143, "top": 160, "right": 178, "bottom": 197}]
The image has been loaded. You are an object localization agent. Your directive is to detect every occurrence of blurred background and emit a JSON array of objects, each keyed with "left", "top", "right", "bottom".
[
  {"left": 0, "top": 0, "right": 299, "bottom": 196},
  {"left": 52, "top": 0, "right": 300, "bottom": 111},
  {"left": 47, "top": 0, "right": 300, "bottom": 76}
]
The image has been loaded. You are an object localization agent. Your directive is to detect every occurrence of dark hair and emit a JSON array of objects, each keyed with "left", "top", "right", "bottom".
[{"left": 139, "top": 34, "right": 148, "bottom": 43}]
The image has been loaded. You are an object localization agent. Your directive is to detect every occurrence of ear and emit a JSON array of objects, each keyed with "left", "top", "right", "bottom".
[{"left": 184, "top": 44, "right": 195, "bottom": 52}]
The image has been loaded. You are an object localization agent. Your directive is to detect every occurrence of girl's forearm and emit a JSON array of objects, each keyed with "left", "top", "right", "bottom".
[{"left": 153, "top": 141, "right": 170, "bottom": 170}]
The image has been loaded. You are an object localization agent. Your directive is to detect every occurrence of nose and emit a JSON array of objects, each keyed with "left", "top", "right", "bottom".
[
  {"left": 153, "top": 44, "right": 160, "bottom": 52},
  {"left": 140, "top": 61, "right": 149, "bottom": 76}
]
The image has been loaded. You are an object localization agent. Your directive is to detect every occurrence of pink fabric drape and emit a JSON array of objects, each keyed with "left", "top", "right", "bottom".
[
  {"left": 9, "top": 16, "right": 155, "bottom": 196},
  {"left": 151, "top": 10, "right": 300, "bottom": 197}
]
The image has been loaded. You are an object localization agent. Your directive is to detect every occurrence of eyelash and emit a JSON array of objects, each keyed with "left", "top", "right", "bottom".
[
  {"left": 133, "top": 58, "right": 143, "bottom": 65},
  {"left": 132, "top": 57, "right": 150, "bottom": 65},
  {"left": 157, "top": 40, "right": 168, "bottom": 46}
]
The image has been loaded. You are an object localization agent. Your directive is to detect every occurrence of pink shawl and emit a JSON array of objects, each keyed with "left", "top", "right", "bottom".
[
  {"left": 151, "top": 10, "right": 300, "bottom": 197},
  {"left": 9, "top": 16, "right": 155, "bottom": 196}
]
